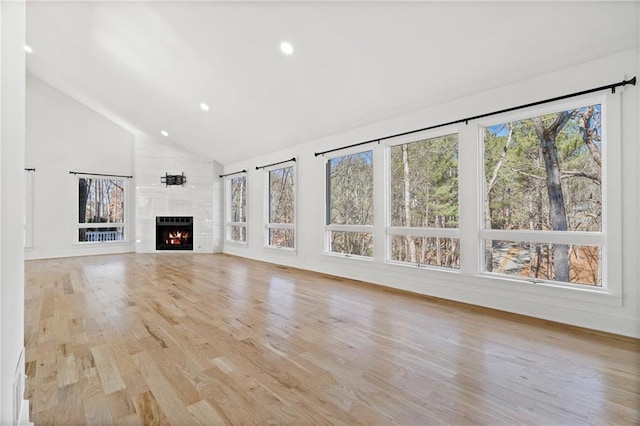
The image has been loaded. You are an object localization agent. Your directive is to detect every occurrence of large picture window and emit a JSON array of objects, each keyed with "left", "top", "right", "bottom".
[
  {"left": 388, "top": 133, "right": 459, "bottom": 269},
  {"left": 266, "top": 165, "right": 295, "bottom": 248},
  {"left": 482, "top": 101, "right": 604, "bottom": 287},
  {"left": 326, "top": 151, "right": 373, "bottom": 257},
  {"left": 226, "top": 175, "right": 247, "bottom": 242},
  {"left": 77, "top": 177, "right": 125, "bottom": 243}
]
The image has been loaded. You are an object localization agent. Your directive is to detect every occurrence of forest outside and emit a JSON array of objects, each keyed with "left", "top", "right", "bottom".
[
  {"left": 78, "top": 177, "right": 125, "bottom": 242},
  {"left": 253, "top": 100, "right": 604, "bottom": 288},
  {"left": 327, "top": 151, "right": 374, "bottom": 257},
  {"left": 389, "top": 134, "right": 459, "bottom": 268},
  {"left": 483, "top": 103, "right": 603, "bottom": 286},
  {"left": 229, "top": 175, "right": 247, "bottom": 242},
  {"left": 268, "top": 166, "right": 295, "bottom": 248}
]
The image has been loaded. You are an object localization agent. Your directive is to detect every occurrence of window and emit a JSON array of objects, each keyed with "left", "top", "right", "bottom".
[
  {"left": 226, "top": 175, "right": 247, "bottom": 242},
  {"left": 77, "top": 176, "right": 125, "bottom": 243},
  {"left": 388, "top": 133, "right": 460, "bottom": 269},
  {"left": 266, "top": 165, "right": 295, "bottom": 248},
  {"left": 326, "top": 151, "right": 373, "bottom": 257},
  {"left": 482, "top": 101, "right": 604, "bottom": 287}
]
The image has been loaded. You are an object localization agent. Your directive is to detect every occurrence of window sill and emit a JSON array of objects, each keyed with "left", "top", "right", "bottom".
[
  {"left": 264, "top": 245, "right": 297, "bottom": 254},
  {"left": 342, "top": 259, "right": 622, "bottom": 308},
  {"left": 73, "top": 240, "right": 130, "bottom": 247},
  {"left": 323, "top": 252, "right": 374, "bottom": 262},
  {"left": 385, "top": 259, "right": 461, "bottom": 274},
  {"left": 468, "top": 272, "right": 622, "bottom": 307}
]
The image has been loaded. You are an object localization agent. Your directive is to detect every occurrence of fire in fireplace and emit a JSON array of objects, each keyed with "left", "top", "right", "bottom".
[{"left": 156, "top": 216, "right": 193, "bottom": 250}]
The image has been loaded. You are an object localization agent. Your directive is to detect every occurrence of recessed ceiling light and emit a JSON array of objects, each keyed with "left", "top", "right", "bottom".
[
  {"left": 200, "top": 102, "right": 209, "bottom": 112},
  {"left": 161, "top": 130, "right": 169, "bottom": 137},
  {"left": 24, "top": 45, "right": 33, "bottom": 54},
  {"left": 280, "top": 41, "right": 294, "bottom": 56}
]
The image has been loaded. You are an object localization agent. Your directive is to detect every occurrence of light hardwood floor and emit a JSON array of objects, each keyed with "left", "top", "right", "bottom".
[{"left": 25, "top": 253, "right": 639, "bottom": 425}]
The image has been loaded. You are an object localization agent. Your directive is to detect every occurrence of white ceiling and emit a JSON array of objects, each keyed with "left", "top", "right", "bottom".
[{"left": 26, "top": 1, "right": 639, "bottom": 165}]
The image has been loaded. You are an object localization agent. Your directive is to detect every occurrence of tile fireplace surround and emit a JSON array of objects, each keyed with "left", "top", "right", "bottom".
[{"left": 135, "top": 134, "right": 223, "bottom": 253}]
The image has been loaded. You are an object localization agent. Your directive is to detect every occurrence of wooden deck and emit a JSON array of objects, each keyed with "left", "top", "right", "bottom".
[{"left": 25, "top": 253, "right": 639, "bottom": 425}]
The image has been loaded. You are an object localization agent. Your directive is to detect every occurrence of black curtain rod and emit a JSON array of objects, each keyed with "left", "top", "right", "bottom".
[
  {"left": 314, "top": 76, "right": 637, "bottom": 157},
  {"left": 69, "top": 171, "right": 133, "bottom": 179},
  {"left": 255, "top": 157, "right": 296, "bottom": 170},
  {"left": 219, "top": 169, "right": 247, "bottom": 178},
  {"left": 24, "top": 168, "right": 35, "bottom": 172}
]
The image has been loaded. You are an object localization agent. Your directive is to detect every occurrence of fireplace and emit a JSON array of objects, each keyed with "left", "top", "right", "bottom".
[{"left": 156, "top": 216, "right": 193, "bottom": 250}]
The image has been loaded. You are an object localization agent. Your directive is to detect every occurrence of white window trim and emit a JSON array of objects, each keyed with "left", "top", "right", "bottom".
[
  {"left": 263, "top": 162, "right": 297, "bottom": 250},
  {"left": 74, "top": 173, "right": 128, "bottom": 245},
  {"left": 326, "top": 224, "right": 373, "bottom": 234},
  {"left": 474, "top": 93, "right": 621, "bottom": 297},
  {"left": 225, "top": 174, "right": 248, "bottom": 244},
  {"left": 388, "top": 227, "right": 460, "bottom": 239},
  {"left": 324, "top": 148, "right": 375, "bottom": 257}
]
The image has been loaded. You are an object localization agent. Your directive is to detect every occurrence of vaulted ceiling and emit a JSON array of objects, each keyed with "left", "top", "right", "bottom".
[{"left": 26, "top": 1, "right": 639, "bottom": 164}]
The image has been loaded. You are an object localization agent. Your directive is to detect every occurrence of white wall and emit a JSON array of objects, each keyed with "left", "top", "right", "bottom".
[
  {"left": 135, "top": 134, "right": 223, "bottom": 253},
  {"left": 1, "top": 1, "right": 28, "bottom": 423},
  {"left": 224, "top": 49, "right": 640, "bottom": 338},
  {"left": 25, "top": 74, "right": 135, "bottom": 259}
]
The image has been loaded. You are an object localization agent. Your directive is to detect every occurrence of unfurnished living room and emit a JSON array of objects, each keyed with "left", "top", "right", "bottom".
[{"left": 0, "top": 1, "right": 638, "bottom": 425}]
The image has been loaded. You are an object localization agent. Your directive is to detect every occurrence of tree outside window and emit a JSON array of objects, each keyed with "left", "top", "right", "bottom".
[
  {"left": 327, "top": 151, "right": 373, "bottom": 257},
  {"left": 78, "top": 177, "right": 125, "bottom": 242},
  {"left": 389, "top": 133, "right": 459, "bottom": 269},
  {"left": 227, "top": 175, "right": 247, "bottom": 242},
  {"left": 267, "top": 166, "right": 295, "bottom": 248},
  {"left": 483, "top": 103, "right": 603, "bottom": 286}
]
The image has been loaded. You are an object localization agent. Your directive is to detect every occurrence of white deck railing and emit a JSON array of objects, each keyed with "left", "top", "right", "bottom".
[{"left": 85, "top": 230, "right": 124, "bottom": 242}]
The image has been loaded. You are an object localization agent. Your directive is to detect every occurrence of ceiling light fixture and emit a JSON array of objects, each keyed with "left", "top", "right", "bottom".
[
  {"left": 24, "top": 45, "right": 33, "bottom": 54},
  {"left": 200, "top": 102, "right": 209, "bottom": 112},
  {"left": 161, "top": 130, "right": 169, "bottom": 137},
  {"left": 280, "top": 41, "right": 294, "bottom": 56}
]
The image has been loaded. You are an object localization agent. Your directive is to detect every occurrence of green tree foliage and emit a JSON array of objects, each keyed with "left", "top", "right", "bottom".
[
  {"left": 484, "top": 104, "right": 602, "bottom": 285},
  {"left": 389, "top": 134, "right": 459, "bottom": 267}
]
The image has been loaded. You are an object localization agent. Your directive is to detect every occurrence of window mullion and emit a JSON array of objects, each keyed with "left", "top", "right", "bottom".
[
  {"left": 481, "top": 229, "right": 605, "bottom": 246},
  {"left": 388, "top": 227, "right": 459, "bottom": 238},
  {"left": 372, "top": 143, "right": 385, "bottom": 263},
  {"left": 458, "top": 124, "right": 479, "bottom": 275}
]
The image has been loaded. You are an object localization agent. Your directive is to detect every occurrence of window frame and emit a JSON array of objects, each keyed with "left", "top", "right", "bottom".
[
  {"left": 225, "top": 173, "right": 248, "bottom": 244},
  {"left": 74, "top": 173, "right": 128, "bottom": 245},
  {"left": 263, "top": 162, "right": 296, "bottom": 250},
  {"left": 324, "top": 147, "right": 375, "bottom": 259},
  {"left": 384, "top": 127, "right": 461, "bottom": 270},
  {"left": 476, "top": 93, "right": 620, "bottom": 294}
]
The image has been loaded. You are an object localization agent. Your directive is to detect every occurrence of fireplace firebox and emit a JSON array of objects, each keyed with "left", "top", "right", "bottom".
[{"left": 156, "top": 216, "right": 193, "bottom": 250}]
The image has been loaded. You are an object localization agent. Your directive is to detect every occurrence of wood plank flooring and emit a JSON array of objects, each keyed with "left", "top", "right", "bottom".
[{"left": 25, "top": 253, "right": 640, "bottom": 425}]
